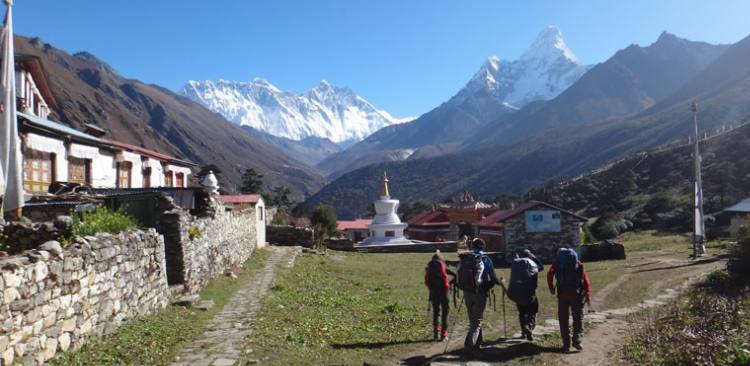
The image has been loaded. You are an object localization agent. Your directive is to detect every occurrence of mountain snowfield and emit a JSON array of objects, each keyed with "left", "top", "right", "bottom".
[
  {"left": 179, "top": 78, "right": 412, "bottom": 144},
  {"left": 456, "top": 26, "right": 590, "bottom": 108}
]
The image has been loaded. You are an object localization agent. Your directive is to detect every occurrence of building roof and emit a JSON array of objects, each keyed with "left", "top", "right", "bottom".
[
  {"left": 407, "top": 210, "right": 450, "bottom": 226},
  {"left": 102, "top": 139, "right": 175, "bottom": 162},
  {"left": 438, "top": 190, "right": 495, "bottom": 210},
  {"left": 219, "top": 194, "right": 262, "bottom": 205},
  {"left": 477, "top": 200, "right": 587, "bottom": 227},
  {"left": 16, "top": 54, "right": 57, "bottom": 109},
  {"left": 725, "top": 197, "right": 750, "bottom": 213},
  {"left": 19, "top": 111, "right": 102, "bottom": 144},
  {"left": 337, "top": 219, "right": 372, "bottom": 231}
]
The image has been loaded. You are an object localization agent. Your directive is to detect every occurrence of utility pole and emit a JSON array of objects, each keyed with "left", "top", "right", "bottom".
[{"left": 691, "top": 102, "right": 706, "bottom": 258}]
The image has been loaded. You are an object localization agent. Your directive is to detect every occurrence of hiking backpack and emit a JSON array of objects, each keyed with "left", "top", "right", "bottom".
[
  {"left": 555, "top": 248, "right": 581, "bottom": 295},
  {"left": 457, "top": 252, "right": 485, "bottom": 292},
  {"left": 507, "top": 257, "right": 539, "bottom": 305},
  {"left": 426, "top": 259, "right": 446, "bottom": 291}
]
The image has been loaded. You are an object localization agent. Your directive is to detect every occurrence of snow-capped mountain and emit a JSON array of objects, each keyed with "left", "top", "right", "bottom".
[
  {"left": 179, "top": 79, "right": 410, "bottom": 144},
  {"left": 456, "top": 26, "right": 590, "bottom": 108}
]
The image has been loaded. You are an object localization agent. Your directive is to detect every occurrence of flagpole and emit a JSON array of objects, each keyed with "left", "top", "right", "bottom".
[{"left": 691, "top": 102, "right": 706, "bottom": 258}]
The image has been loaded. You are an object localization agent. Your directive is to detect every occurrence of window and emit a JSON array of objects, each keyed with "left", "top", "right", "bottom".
[
  {"left": 175, "top": 172, "right": 185, "bottom": 188},
  {"left": 259, "top": 206, "right": 264, "bottom": 221},
  {"left": 68, "top": 157, "right": 90, "bottom": 185},
  {"left": 385, "top": 231, "right": 395, "bottom": 237},
  {"left": 23, "top": 149, "right": 54, "bottom": 192},
  {"left": 117, "top": 161, "right": 132, "bottom": 188},
  {"left": 142, "top": 167, "right": 151, "bottom": 188},
  {"left": 164, "top": 171, "right": 173, "bottom": 187}
]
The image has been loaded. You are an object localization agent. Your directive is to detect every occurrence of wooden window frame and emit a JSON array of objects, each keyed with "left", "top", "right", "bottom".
[
  {"left": 68, "top": 157, "right": 91, "bottom": 186},
  {"left": 23, "top": 149, "right": 55, "bottom": 192},
  {"left": 164, "top": 171, "right": 173, "bottom": 187},
  {"left": 117, "top": 161, "right": 132, "bottom": 188},
  {"left": 175, "top": 172, "right": 185, "bottom": 188}
]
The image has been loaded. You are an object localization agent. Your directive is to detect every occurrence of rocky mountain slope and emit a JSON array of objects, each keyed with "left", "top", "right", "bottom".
[
  {"left": 305, "top": 32, "right": 746, "bottom": 219},
  {"left": 16, "top": 36, "right": 326, "bottom": 198},
  {"left": 317, "top": 26, "right": 590, "bottom": 177}
]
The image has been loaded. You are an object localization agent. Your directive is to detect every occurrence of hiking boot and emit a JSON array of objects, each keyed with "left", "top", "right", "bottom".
[
  {"left": 562, "top": 345, "right": 571, "bottom": 353},
  {"left": 433, "top": 325, "right": 441, "bottom": 340},
  {"left": 441, "top": 328, "right": 448, "bottom": 341},
  {"left": 573, "top": 342, "right": 583, "bottom": 351},
  {"left": 526, "top": 332, "right": 534, "bottom": 341}
]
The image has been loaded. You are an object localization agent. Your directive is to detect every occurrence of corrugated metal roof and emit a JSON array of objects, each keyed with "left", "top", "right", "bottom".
[
  {"left": 725, "top": 197, "right": 750, "bottom": 213},
  {"left": 337, "top": 219, "right": 372, "bottom": 231},
  {"left": 477, "top": 200, "right": 588, "bottom": 227},
  {"left": 19, "top": 111, "right": 101, "bottom": 143}
]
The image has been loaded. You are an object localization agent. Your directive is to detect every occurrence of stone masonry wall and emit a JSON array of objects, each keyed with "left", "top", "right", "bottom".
[
  {"left": 266, "top": 225, "right": 313, "bottom": 247},
  {"left": 504, "top": 211, "right": 584, "bottom": 263},
  {"left": 160, "top": 202, "right": 258, "bottom": 294},
  {"left": 0, "top": 229, "right": 169, "bottom": 365}
]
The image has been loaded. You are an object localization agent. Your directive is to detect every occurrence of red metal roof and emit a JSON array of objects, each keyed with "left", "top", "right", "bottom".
[
  {"left": 477, "top": 201, "right": 587, "bottom": 227},
  {"left": 219, "top": 194, "right": 262, "bottom": 204},
  {"left": 337, "top": 219, "right": 372, "bottom": 231},
  {"left": 102, "top": 139, "right": 176, "bottom": 161},
  {"left": 407, "top": 210, "right": 451, "bottom": 226}
]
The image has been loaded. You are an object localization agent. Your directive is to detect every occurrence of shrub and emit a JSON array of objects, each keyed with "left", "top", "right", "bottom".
[
  {"left": 187, "top": 225, "right": 202, "bottom": 240},
  {"left": 590, "top": 211, "right": 630, "bottom": 240},
  {"left": 310, "top": 204, "right": 337, "bottom": 250},
  {"left": 72, "top": 206, "right": 138, "bottom": 237}
]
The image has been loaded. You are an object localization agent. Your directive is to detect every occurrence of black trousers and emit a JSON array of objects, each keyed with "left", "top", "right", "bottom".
[
  {"left": 557, "top": 295, "right": 584, "bottom": 347},
  {"left": 517, "top": 299, "right": 539, "bottom": 336},
  {"left": 431, "top": 292, "right": 450, "bottom": 330}
]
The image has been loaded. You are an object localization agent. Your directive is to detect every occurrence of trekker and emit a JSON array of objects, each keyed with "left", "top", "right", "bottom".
[
  {"left": 507, "top": 249, "right": 544, "bottom": 341},
  {"left": 424, "top": 250, "right": 455, "bottom": 340},
  {"left": 456, "top": 238, "right": 505, "bottom": 355},
  {"left": 547, "top": 247, "right": 591, "bottom": 352}
]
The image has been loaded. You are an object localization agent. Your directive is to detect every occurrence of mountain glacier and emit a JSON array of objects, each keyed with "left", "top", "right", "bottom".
[
  {"left": 455, "top": 26, "right": 590, "bottom": 108},
  {"left": 179, "top": 79, "right": 410, "bottom": 144}
]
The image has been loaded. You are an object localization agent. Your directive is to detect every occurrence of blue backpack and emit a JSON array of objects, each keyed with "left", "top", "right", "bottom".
[{"left": 555, "top": 248, "right": 581, "bottom": 295}]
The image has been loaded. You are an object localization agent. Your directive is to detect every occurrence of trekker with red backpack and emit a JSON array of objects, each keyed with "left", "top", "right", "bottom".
[
  {"left": 457, "top": 238, "right": 505, "bottom": 355},
  {"left": 424, "top": 251, "right": 455, "bottom": 340},
  {"left": 547, "top": 247, "right": 591, "bottom": 352}
]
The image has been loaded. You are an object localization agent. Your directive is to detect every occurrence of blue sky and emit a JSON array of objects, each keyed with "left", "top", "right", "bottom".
[{"left": 12, "top": 0, "right": 750, "bottom": 117}]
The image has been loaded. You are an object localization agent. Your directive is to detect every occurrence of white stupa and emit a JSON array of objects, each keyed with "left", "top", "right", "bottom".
[{"left": 360, "top": 172, "right": 413, "bottom": 246}]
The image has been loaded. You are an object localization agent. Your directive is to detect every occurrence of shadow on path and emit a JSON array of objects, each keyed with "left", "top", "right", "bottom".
[
  {"left": 332, "top": 339, "right": 433, "bottom": 350},
  {"left": 402, "top": 337, "right": 565, "bottom": 366}
]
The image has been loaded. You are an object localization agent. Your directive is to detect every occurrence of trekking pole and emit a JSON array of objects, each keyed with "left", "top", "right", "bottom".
[{"left": 502, "top": 287, "right": 507, "bottom": 338}]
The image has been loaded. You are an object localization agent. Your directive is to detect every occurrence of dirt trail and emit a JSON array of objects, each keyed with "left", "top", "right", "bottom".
[{"left": 400, "top": 252, "right": 725, "bottom": 366}]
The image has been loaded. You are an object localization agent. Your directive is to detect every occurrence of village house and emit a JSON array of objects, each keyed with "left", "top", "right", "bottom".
[
  {"left": 477, "top": 200, "right": 587, "bottom": 261},
  {"left": 13, "top": 54, "right": 194, "bottom": 199},
  {"left": 715, "top": 197, "right": 750, "bottom": 237},
  {"left": 218, "top": 194, "right": 267, "bottom": 247},
  {"left": 336, "top": 219, "right": 372, "bottom": 243},
  {"left": 406, "top": 191, "right": 496, "bottom": 242}
]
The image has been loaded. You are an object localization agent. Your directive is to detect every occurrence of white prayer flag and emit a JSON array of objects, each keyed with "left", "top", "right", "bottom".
[{"left": 0, "top": 0, "right": 24, "bottom": 213}]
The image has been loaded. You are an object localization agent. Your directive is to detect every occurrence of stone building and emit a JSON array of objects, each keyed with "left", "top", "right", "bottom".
[
  {"left": 477, "top": 200, "right": 587, "bottom": 261},
  {"left": 406, "top": 191, "right": 496, "bottom": 242},
  {"left": 218, "top": 194, "right": 267, "bottom": 247},
  {"left": 12, "top": 53, "right": 193, "bottom": 199},
  {"left": 715, "top": 197, "right": 750, "bottom": 237}
]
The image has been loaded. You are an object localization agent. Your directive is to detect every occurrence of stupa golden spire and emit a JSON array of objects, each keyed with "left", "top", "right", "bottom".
[{"left": 382, "top": 171, "right": 390, "bottom": 197}]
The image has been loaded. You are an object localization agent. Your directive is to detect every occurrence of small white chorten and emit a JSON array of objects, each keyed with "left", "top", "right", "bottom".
[{"left": 360, "top": 172, "right": 412, "bottom": 245}]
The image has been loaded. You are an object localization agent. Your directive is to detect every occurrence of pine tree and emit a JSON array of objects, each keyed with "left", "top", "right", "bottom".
[{"left": 240, "top": 168, "right": 264, "bottom": 194}]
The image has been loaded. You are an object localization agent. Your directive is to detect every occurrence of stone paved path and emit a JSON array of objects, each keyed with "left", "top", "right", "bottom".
[{"left": 171, "top": 246, "right": 300, "bottom": 366}]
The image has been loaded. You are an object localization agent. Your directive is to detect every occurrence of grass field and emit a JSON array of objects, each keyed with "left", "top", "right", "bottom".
[
  {"left": 52, "top": 248, "right": 271, "bottom": 366},
  {"left": 244, "top": 231, "right": 718, "bottom": 365}
]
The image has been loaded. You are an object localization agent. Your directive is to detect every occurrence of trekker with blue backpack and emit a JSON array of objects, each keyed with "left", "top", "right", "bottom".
[
  {"left": 547, "top": 247, "right": 591, "bottom": 352},
  {"left": 507, "top": 249, "right": 544, "bottom": 341},
  {"left": 456, "top": 238, "right": 505, "bottom": 355}
]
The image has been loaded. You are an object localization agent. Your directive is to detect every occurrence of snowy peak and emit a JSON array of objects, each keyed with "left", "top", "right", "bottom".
[
  {"left": 179, "top": 79, "right": 409, "bottom": 144},
  {"left": 457, "top": 26, "right": 589, "bottom": 108},
  {"left": 521, "top": 26, "right": 578, "bottom": 63}
]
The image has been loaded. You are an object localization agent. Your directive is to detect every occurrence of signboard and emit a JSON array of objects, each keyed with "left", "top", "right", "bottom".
[{"left": 525, "top": 210, "right": 561, "bottom": 233}]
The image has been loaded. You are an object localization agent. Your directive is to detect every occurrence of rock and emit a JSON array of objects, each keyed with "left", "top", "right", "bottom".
[
  {"left": 39, "top": 241, "right": 64, "bottom": 259},
  {"left": 54, "top": 216, "right": 74, "bottom": 231},
  {"left": 194, "top": 300, "right": 214, "bottom": 311},
  {"left": 0, "top": 335, "right": 8, "bottom": 352},
  {"left": 2, "top": 347, "right": 14, "bottom": 365},
  {"left": 61, "top": 318, "right": 76, "bottom": 332},
  {"left": 172, "top": 294, "right": 200, "bottom": 306}
]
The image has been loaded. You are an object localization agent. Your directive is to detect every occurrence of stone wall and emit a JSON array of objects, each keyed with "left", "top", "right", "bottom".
[
  {"left": 2, "top": 217, "right": 73, "bottom": 255},
  {"left": 503, "top": 211, "right": 584, "bottom": 262},
  {"left": 0, "top": 230, "right": 169, "bottom": 365},
  {"left": 266, "top": 225, "right": 313, "bottom": 247},
  {"left": 160, "top": 199, "right": 258, "bottom": 294}
]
